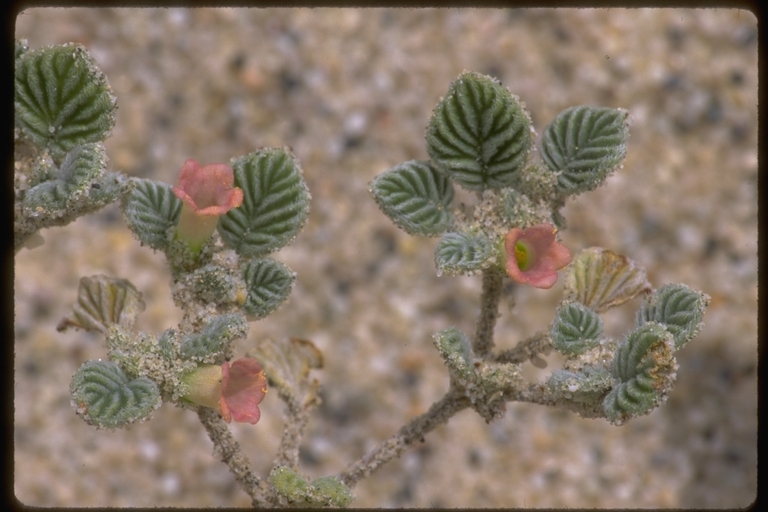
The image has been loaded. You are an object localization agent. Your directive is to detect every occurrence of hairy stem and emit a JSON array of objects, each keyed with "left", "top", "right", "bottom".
[
  {"left": 273, "top": 399, "right": 310, "bottom": 471},
  {"left": 494, "top": 331, "right": 553, "bottom": 365},
  {"left": 473, "top": 269, "right": 504, "bottom": 357},
  {"left": 337, "top": 390, "right": 470, "bottom": 488},
  {"left": 197, "top": 407, "right": 271, "bottom": 507}
]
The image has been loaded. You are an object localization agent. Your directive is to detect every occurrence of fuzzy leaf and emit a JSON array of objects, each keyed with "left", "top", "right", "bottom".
[
  {"left": 15, "top": 43, "right": 116, "bottom": 158},
  {"left": 250, "top": 337, "right": 323, "bottom": 408},
  {"left": 426, "top": 71, "right": 532, "bottom": 191},
  {"left": 540, "top": 106, "right": 628, "bottom": 195},
  {"left": 218, "top": 148, "right": 310, "bottom": 258},
  {"left": 563, "top": 247, "right": 651, "bottom": 313},
  {"left": 122, "top": 178, "right": 182, "bottom": 250},
  {"left": 432, "top": 327, "right": 473, "bottom": 378},
  {"left": 23, "top": 142, "right": 108, "bottom": 216},
  {"left": 70, "top": 360, "right": 160, "bottom": 429},
  {"left": 547, "top": 365, "right": 613, "bottom": 404},
  {"left": 636, "top": 284, "right": 709, "bottom": 350},
  {"left": 180, "top": 314, "right": 249, "bottom": 362},
  {"left": 604, "top": 323, "right": 677, "bottom": 424},
  {"left": 57, "top": 275, "right": 145, "bottom": 333},
  {"left": 435, "top": 231, "right": 493, "bottom": 275},
  {"left": 550, "top": 301, "right": 603, "bottom": 356},
  {"left": 270, "top": 467, "right": 355, "bottom": 508},
  {"left": 241, "top": 257, "right": 295, "bottom": 320},
  {"left": 370, "top": 160, "right": 454, "bottom": 236}
]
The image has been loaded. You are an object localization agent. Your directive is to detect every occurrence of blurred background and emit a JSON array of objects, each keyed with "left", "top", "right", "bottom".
[{"left": 14, "top": 8, "right": 757, "bottom": 508}]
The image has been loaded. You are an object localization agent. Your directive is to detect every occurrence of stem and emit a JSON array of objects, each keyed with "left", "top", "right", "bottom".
[
  {"left": 197, "top": 407, "right": 271, "bottom": 507},
  {"left": 472, "top": 269, "right": 504, "bottom": 358},
  {"left": 337, "top": 390, "right": 470, "bottom": 488},
  {"left": 493, "top": 331, "right": 553, "bottom": 365},
  {"left": 273, "top": 399, "right": 310, "bottom": 471}
]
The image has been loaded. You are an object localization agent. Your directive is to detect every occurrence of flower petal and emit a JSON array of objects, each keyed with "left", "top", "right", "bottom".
[{"left": 219, "top": 358, "right": 268, "bottom": 424}]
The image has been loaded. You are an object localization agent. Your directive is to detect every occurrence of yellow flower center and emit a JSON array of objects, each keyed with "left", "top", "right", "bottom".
[{"left": 515, "top": 241, "right": 530, "bottom": 270}]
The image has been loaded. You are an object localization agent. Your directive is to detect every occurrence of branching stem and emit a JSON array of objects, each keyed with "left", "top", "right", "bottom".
[{"left": 337, "top": 390, "right": 470, "bottom": 488}]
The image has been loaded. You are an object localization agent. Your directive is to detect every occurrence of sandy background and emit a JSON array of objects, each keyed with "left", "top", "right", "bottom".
[{"left": 14, "top": 8, "right": 757, "bottom": 508}]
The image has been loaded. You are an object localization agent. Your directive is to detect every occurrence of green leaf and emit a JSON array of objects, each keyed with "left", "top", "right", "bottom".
[
  {"left": 70, "top": 360, "right": 160, "bottom": 429},
  {"left": 636, "top": 284, "right": 709, "bottom": 350},
  {"left": 180, "top": 314, "right": 249, "bottom": 362},
  {"left": 270, "top": 467, "right": 355, "bottom": 508},
  {"left": 370, "top": 160, "right": 455, "bottom": 236},
  {"left": 23, "top": 142, "right": 108, "bottom": 216},
  {"left": 57, "top": 275, "right": 145, "bottom": 333},
  {"left": 603, "top": 323, "right": 677, "bottom": 424},
  {"left": 540, "top": 106, "right": 628, "bottom": 195},
  {"left": 563, "top": 247, "right": 651, "bottom": 313},
  {"left": 426, "top": 71, "right": 532, "bottom": 191},
  {"left": 547, "top": 365, "right": 613, "bottom": 404},
  {"left": 550, "top": 301, "right": 603, "bottom": 356},
  {"left": 122, "top": 178, "right": 182, "bottom": 250},
  {"left": 241, "top": 257, "right": 295, "bottom": 320},
  {"left": 434, "top": 230, "right": 493, "bottom": 275},
  {"left": 218, "top": 148, "right": 310, "bottom": 258},
  {"left": 432, "top": 327, "right": 473, "bottom": 379},
  {"left": 15, "top": 43, "right": 117, "bottom": 158}
]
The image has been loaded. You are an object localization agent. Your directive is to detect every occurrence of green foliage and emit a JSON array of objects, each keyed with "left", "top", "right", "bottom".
[
  {"left": 432, "top": 327, "right": 473, "bottom": 379},
  {"left": 218, "top": 148, "right": 310, "bottom": 258},
  {"left": 15, "top": 43, "right": 117, "bottom": 158},
  {"left": 70, "top": 360, "right": 160, "bottom": 429},
  {"left": 434, "top": 230, "right": 493, "bottom": 275},
  {"left": 270, "top": 467, "right": 355, "bottom": 508},
  {"left": 370, "top": 160, "right": 455, "bottom": 236},
  {"left": 180, "top": 314, "right": 249, "bottom": 363},
  {"left": 563, "top": 247, "right": 651, "bottom": 313},
  {"left": 241, "top": 257, "right": 295, "bottom": 320},
  {"left": 22, "top": 142, "right": 108, "bottom": 217},
  {"left": 122, "top": 178, "right": 182, "bottom": 251},
  {"left": 603, "top": 323, "right": 677, "bottom": 424},
  {"left": 547, "top": 366, "right": 613, "bottom": 405},
  {"left": 426, "top": 71, "right": 532, "bottom": 191},
  {"left": 57, "top": 275, "right": 145, "bottom": 333},
  {"left": 550, "top": 301, "right": 603, "bottom": 356},
  {"left": 540, "top": 106, "right": 628, "bottom": 195},
  {"left": 636, "top": 284, "right": 709, "bottom": 350}
]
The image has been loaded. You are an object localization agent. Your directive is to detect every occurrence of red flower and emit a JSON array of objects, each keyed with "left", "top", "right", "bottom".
[
  {"left": 172, "top": 159, "right": 243, "bottom": 251},
  {"left": 219, "top": 358, "right": 267, "bottom": 424},
  {"left": 505, "top": 223, "right": 571, "bottom": 289},
  {"left": 181, "top": 358, "right": 267, "bottom": 425}
]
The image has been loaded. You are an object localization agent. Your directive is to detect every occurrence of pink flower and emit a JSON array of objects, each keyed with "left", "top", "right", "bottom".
[
  {"left": 172, "top": 159, "right": 244, "bottom": 252},
  {"left": 505, "top": 223, "right": 571, "bottom": 289},
  {"left": 181, "top": 358, "right": 268, "bottom": 424}
]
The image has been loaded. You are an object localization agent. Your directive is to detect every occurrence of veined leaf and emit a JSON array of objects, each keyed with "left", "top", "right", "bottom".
[
  {"left": 241, "top": 257, "right": 295, "bottom": 320},
  {"left": 218, "top": 148, "right": 310, "bottom": 258},
  {"left": 426, "top": 71, "right": 532, "bottom": 191},
  {"left": 550, "top": 301, "right": 603, "bottom": 356},
  {"left": 370, "top": 160, "right": 454, "bottom": 236},
  {"left": 23, "top": 142, "right": 107, "bottom": 216},
  {"left": 122, "top": 178, "right": 182, "bottom": 250},
  {"left": 563, "top": 247, "right": 651, "bottom": 313},
  {"left": 15, "top": 43, "right": 117, "bottom": 158},
  {"left": 435, "top": 230, "right": 493, "bottom": 275},
  {"left": 180, "top": 314, "right": 249, "bottom": 362},
  {"left": 57, "top": 275, "right": 145, "bottom": 333},
  {"left": 636, "top": 284, "right": 709, "bottom": 350},
  {"left": 71, "top": 360, "right": 160, "bottom": 429},
  {"left": 603, "top": 323, "right": 677, "bottom": 424},
  {"left": 540, "top": 106, "right": 628, "bottom": 195}
]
